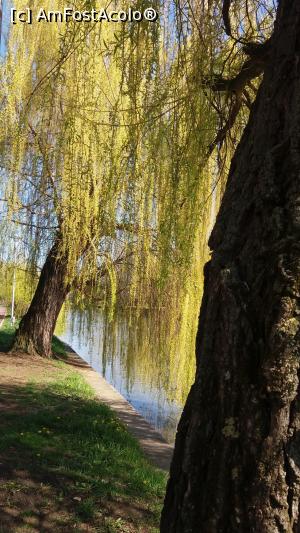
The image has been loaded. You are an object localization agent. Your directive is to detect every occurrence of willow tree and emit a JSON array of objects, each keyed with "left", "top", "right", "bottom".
[
  {"left": 161, "top": 0, "right": 300, "bottom": 530},
  {"left": 0, "top": 0, "right": 274, "bottom": 385},
  {"left": 0, "top": 0, "right": 225, "bottom": 357}
]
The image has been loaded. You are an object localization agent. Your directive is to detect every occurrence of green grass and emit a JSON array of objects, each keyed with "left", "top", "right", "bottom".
[
  {"left": 0, "top": 316, "right": 67, "bottom": 357},
  {"left": 0, "top": 318, "right": 167, "bottom": 531},
  {"left": 0, "top": 317, "right": 16, "bottom": 352},
  {"left": 0, "top": 371, "right": 166, "bottom": 531},
  {"left": 51, "top": 334, "right": 68, "bottom": 358}
]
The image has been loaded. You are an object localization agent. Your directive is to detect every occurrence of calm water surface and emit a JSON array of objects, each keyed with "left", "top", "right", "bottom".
[{"left": 57, "top": 309, "right": 185, "bottom": 442}]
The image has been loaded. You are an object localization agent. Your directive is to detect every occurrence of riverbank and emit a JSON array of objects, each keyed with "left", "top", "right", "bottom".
[
  {"left": 0, "top": 318, "right": 166, "bottom": 532},
  {"left": 58, "top": 348, "right": 174, "bottom": 472}
]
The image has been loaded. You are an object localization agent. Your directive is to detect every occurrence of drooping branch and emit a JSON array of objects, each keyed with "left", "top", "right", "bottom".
[{"left": 27, "top": 122, "right": 61, "bottom": 217}]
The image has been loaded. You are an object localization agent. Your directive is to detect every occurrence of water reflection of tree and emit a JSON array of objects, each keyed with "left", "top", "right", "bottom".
[
  {"left": 57, "top": 292, "right": 201, "bottom": 408},
  {"left": 54, "top": 217, "right": 208, "bottom": 406}
]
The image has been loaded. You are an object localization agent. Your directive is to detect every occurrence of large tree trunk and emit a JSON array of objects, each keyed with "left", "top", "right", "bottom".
[
  {"left": 161, "top": 1, "right": 300, "bottom": 532},
  {"left": 13, "top": 239, "right": 70, "bottom": 357}
]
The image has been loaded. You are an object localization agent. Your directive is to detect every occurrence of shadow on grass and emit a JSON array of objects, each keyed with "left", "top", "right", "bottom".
[{"left": 0, "top": 377, "right": 166, "bottom": 532}]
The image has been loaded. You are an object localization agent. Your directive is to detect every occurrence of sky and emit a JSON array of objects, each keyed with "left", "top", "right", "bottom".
[{"left": 0, "top": 0, "right": 12, "bottom": 57}]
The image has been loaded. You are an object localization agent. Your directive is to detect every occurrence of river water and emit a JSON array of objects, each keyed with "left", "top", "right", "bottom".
[{"left": 56, "top": 309, "right": 192, "bottom": 443}]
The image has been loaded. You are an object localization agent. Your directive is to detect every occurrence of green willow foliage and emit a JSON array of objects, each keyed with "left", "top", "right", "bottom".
[{"left": 0, "top": 0, "right": 275, "bottom": 397}]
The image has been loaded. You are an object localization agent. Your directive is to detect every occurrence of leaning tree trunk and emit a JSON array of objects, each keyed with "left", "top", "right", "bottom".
[
  {"left": 13, "top": 238, "right": 70, "bottom": 357},
  {"left": 161, "top": 1, "right": 300, "bottom": 532}
]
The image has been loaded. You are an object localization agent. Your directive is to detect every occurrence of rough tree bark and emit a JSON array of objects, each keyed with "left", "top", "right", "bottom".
[
  {"left": 161, "top": 1, "right": 300, "bottom": 532},
  {"left": 13, "top": 238, "right": 70, "bottom": 357}
]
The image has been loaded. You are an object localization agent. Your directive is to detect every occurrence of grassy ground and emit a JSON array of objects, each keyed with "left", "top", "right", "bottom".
[
  {"left": 0, "top": 318, "right": 166, "bottom": 532},
  {"left": 0, "top": 318, "right": 18, "bottom": 352}
]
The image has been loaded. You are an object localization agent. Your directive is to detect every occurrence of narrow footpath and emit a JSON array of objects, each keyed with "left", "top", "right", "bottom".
[{"left": 61, "top": 348, "right": 174, "bottom": 472}]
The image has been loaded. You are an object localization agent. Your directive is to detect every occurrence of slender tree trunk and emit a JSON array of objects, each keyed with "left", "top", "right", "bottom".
[
  {"left": 161, "top": 1, "right": 300, "bottom": 532},
  {"left": 13, "top": 239, "right": 70, "bottom": 357}
]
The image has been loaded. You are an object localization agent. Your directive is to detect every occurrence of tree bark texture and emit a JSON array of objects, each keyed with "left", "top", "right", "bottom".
[
  {"left": 13, "top": 239, "right": 70, "bottom": 358},
  {"left": 161, "top": 1, "right": 300, "bottom": 531}
]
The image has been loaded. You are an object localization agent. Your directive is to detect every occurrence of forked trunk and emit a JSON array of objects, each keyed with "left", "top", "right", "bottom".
[
  {"left": 13, "top": 239, "right": 70, "bottom": 357},
  {"left": 161, "top": 1, "right": 300, "bottom": 531}
]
